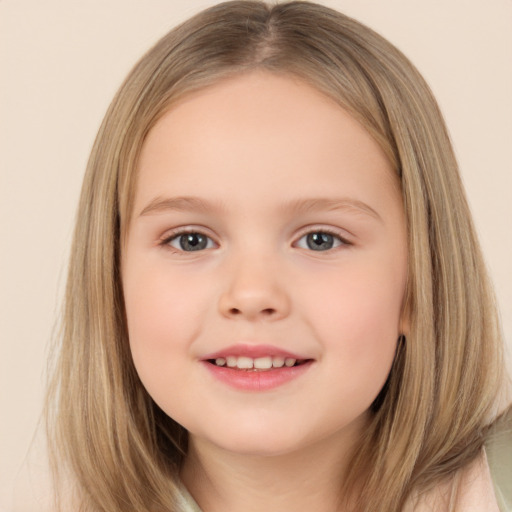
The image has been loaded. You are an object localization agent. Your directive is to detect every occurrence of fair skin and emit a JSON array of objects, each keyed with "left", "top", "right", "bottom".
[{"left": 122, "top": 71, "right": 409, "bottom": 511}]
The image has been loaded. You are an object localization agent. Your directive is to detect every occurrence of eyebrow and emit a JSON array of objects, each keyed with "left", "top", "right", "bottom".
[
  {"left": 282, "top": 197, "right": 382, "bottom": 221},
  {"left": 138, "top": 195, "right": 381, "bottom": 221},
  {"left": 139, "top": 196, "right": 227, "bottom": 217}
]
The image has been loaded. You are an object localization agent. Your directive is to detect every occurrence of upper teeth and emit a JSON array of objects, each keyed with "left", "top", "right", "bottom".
[{"left": 214, "top": 356, "right": 297, "bottom": 369}]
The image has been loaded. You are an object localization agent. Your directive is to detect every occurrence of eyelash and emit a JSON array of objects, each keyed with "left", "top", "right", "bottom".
[
  {"left": 159, "top": 228, "right": 217, "bottom": 253},
  {"left": 294, "top": 227, "right": 351, "bottom": 251},
  {"left": 159, "top": 227, "right": 352, "bottom": 254}
]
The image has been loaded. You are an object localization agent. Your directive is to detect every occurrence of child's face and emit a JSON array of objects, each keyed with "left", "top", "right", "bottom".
[{"left": 122, "top": 72, "right": 408, "bottom": 457}]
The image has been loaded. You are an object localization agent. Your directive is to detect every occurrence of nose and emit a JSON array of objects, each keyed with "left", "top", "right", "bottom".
[{"left": 218, "top": 254, "right": 291, "bottom": 322}]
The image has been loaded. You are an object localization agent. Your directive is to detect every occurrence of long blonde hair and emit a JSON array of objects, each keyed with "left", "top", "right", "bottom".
[{"left": 45, "top": 1, "right": 508, "bottom": 510}]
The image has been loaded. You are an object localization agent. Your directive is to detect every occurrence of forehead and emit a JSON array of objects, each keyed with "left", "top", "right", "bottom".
[{"left": 133, "top": 71, "right": 399, "bottom": 217}]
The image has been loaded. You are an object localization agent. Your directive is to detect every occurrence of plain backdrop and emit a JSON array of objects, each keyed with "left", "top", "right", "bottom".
[{"left": 1, "top": 1, "right": 511, "bottom": 510}]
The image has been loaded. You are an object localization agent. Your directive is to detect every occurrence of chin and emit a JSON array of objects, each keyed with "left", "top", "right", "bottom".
[
  {"left": 213, "top": 435, "right": 306, "bottom": 458},
  {"left": 186, "top": 415, "right": 308, "bottom": 457},
  {"left": 190, "top": 417, "right": 345, "bottom": 459}
]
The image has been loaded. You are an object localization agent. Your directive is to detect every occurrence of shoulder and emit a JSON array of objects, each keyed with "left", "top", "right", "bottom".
[
  {"left": 404, "top": 450, "right": 501, "bottom": 512},
  {"left": 455, "top": 449, "right": 501, "bottom": 511},
  {"left": 405, "top": 407, "right": 512, "bottom": 512}
]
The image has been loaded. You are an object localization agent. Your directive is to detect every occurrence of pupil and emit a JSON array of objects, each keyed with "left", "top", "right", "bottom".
[
  {"left": 307, "top": 232, "right": 333, "bottom": 251},
  {"left": 180, "top": 233, "right": 207, "bottom": 251}
]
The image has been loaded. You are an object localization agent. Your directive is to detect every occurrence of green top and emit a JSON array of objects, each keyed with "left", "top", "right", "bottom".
[{"left": 486, "top": 407, "right": 512, "bottom": 512}]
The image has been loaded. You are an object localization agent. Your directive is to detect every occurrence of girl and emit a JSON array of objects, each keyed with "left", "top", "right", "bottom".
[{"left": 45, "top": 1, "right": 511, "bottom": 511}]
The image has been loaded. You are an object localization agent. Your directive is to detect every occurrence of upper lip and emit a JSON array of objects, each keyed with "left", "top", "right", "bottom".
[{"left": 201, "top": 343, "right": 311, "bottom": 360}]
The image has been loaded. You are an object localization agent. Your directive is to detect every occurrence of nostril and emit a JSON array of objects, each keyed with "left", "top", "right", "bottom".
[{"left": 227, "top": 307, "right": 276, "bottom": 317}]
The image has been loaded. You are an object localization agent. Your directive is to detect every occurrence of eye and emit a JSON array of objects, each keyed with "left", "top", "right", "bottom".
[
  {"left": 295, "top": 230, "right": 348, "bottom": 251},
  {"left": 165, "top": 231, "right": 216, "bottom": 252}
]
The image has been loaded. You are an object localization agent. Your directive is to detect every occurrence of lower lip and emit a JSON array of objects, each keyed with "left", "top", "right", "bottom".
[{"left": 202, "top": 361, "right": 314, "bottom": 391}]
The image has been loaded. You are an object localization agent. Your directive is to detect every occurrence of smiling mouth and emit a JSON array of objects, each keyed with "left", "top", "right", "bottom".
[{"left": 206, "top": 356, "right": 311, "bottom": 371}]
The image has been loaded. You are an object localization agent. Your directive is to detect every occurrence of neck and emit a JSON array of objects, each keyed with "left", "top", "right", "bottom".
[{"left": 180, "top": 416, "right": 367, "bottom": 512}]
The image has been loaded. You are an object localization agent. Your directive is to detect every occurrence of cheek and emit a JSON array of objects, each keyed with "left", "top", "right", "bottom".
[
  {"left": 124, "top": 260, "right": 210, "bottom": 338},
  {"left": 302, "top": 257, "right": 404, "bottom": 335},
  {"left": 122, "top": 263, "right": 209, "bottom": 398},
  {"left": 297, "top": 256, "right": 405, "bottom": 393}
]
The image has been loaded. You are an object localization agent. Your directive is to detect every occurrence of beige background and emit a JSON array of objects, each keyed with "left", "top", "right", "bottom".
[{"left": 1, "top": 1, "right": 511, "bottom": 510}]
